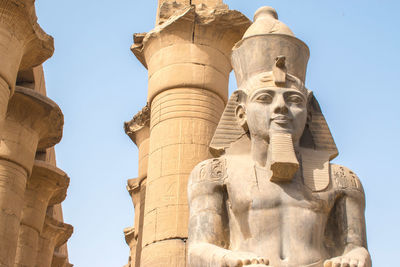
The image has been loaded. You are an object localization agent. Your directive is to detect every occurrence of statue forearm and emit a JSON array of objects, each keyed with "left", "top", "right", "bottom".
[{"left": 343, "top": 192, "right": 368, "bottom": 251}]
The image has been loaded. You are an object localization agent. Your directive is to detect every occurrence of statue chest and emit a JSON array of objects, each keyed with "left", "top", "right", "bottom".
[{"left": 225, "top": 167, "right": 334, "bottom": 216}]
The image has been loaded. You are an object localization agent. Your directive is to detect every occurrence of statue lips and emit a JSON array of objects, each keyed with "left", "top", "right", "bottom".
[{"left": 271, "top": 115, "right": 292, "bottom": 126}]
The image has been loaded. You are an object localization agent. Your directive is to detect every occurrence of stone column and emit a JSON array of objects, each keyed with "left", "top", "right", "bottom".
[
  {"left": 36, "top": 216, "right": 73, "bottom": 267},
  {"left": 123, "top": 226, "right": 136, "bottom": 267},
  {"left": 131, "top": 2, "right": 250, "bottom": 266},
  {"left": 124, "top": 105, "right": 150, "bottom": 267},
  {"left": 0, "top": 87, "right": 63, "bottom": 266},
  {"left": 48, "top": 204, "right": 72, "bottom": 267},
  {"left": 14, "top": 160, "right": 69, "bottom": 267},
  {"left": 51, "top": 250, "right": 73, "bottom": 267},
  {"left": 0, "top": 0, "right": 53, "bottom": 120}
]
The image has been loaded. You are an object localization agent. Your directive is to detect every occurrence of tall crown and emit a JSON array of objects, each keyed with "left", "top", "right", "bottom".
[{"left": 232, "top": 6, "right": 310, "bottom": 88}]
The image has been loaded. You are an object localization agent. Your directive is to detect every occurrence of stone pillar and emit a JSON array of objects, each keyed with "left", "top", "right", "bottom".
[
  {"left": 131, "top": 3, "right": 250, "bottom": 266},
  {"left": 123, "top": 226, "right": 136, "bottom": 267},
  {"left": 0, "top": 87, "right": 63, "bottom": 266},
  {"left": 51, "top": 250, "right": 73, "bottom": 267},
  {"left": 14, "top": 160, "right": 69, "bottom": 267},
  {"left": 36, "top": 216, "right": 73, "bottom": 267},
  {"left": 124, "top": 106, "right": 150, "bottom": 267},
  {"left": 48, "top": 204, "right": 73, "bottom": 267},
  {"left": 0, "top": 0, "right": 53, "bottom": 120}
]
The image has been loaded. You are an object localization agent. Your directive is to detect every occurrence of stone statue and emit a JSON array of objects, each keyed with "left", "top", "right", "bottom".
[{"left": 187, "top": 7, "right": 371, "bottom": 267}]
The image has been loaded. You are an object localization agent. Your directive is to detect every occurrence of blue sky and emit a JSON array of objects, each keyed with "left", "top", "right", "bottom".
[{"left": 35, "top": 0, "right": 399, "bottom": 266}]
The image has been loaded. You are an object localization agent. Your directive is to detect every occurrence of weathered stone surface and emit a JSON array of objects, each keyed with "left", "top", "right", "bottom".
[
  {"left": 14, "top": 160, "right": 69, "bottom": 267},
  {"left": 36, "top": 216, "right": 73, "bottom": 267},
  {"left": 0, "top": 0, "right": 54, "bottom": 123},
  {"left": 124, "top": 105, "right": 150, "bottom": 267},
  {"left": 132, "top": 5, "right": 250, "bottom": 104},
  {"left": 141, "top": 239, "right": 186, "bottom": 267},
  {"left": 0, "top": 86, "right": 63, "bottom": 266},
  {"left": 187, "top": 6, "right": 371, "bottom": 267},
  {"left": 128, "top": 2, "right": 251, "bottom": 266}
]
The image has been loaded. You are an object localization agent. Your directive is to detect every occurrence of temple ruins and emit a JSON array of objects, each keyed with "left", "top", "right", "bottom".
[
  {"left": 0, "top": 1, "right": 72, "bottom": 266},
  {"left": 124, "top": 1, "right": 371, "bottom": 267}
]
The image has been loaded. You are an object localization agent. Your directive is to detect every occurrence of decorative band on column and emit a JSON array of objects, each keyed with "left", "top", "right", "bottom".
[{"left": 150, "top": 88, "right": 225, "bottom": 130}]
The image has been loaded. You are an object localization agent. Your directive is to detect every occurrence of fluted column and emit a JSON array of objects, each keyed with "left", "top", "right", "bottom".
[
  {"left": 36, "top": 216, "right": 73, "bottom": 267},
  {"left": 14, "top": 160, "right": 69, "bottom": 267},
  {"left": 131, "top": 2, "right": 250, "bottom": 266},
  {"left": 0, "top": 87, "right": 63, "bottom": 266},
  {"left": 0, "top": 0, "right": 53, "bottom": 120},
  {"left": 124, "top": 105, "right": 150, "bottom": 267}
]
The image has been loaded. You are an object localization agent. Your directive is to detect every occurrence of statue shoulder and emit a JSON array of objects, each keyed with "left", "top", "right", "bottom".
[
  {"left": 330, "top": 164, "right": 365, "bottom": 195},
  {"left": 188, "top": 157, "right": 227, "bottom": 201},
  {"left": 189, "top": 157, "right": 227, "bottom": 185}
]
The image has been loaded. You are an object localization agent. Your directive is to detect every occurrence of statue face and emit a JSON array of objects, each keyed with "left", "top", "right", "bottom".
[{"left": 240, "top": 86, "right": 308, "bottom": 144}]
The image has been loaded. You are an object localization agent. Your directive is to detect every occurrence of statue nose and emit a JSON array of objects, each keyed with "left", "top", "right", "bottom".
[{"left": 273, "top": 95, "right": 288, "bottom": 114}]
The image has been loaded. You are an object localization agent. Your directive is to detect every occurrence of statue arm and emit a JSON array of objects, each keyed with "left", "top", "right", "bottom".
[
  {"left": 187, "top": 159, "right": 231, "bottom": 266},
  {"left": 325, "top": 165, "right": 371, "bottom": 267}
]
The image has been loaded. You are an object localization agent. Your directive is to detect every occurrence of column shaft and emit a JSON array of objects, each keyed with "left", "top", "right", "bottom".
[
  {"left": 143, "top": 88, "right": 224, "bottom": 253},
  {"left": 14, "top": 161, "right": 68, "bottom": 267},
  {"left": 0, "top": 160, "right": 27, "bottom": 266},
  {"left": 0, "top": 87, "right": 63, "bottom": 266},
  {"left": 132, "top": 3, "right": 250, "bottom": 266}
]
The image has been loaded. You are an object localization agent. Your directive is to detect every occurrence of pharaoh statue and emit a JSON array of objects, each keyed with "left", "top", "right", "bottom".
[{"left": 187, "top": 6, "right": 371, "bottom": 267}]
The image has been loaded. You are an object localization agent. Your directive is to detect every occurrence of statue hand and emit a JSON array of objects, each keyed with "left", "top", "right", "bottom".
[
  {"left": 221, "top": 251, "right": 269, "bottom": 267},
  {"left": 324, "top": 247, "right": 371, "bottom": 267}
]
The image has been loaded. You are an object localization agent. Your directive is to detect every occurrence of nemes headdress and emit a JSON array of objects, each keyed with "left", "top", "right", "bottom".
[{"left": 210, "top": 6, "right": 338, "bottom": 192}]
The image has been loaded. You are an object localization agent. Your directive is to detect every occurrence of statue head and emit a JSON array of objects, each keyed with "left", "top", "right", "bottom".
[
  {"left": 210, "top": 6, "right": 338, "bottom": 190},
  {"left": 235, "top": 70, "right": 310, "bottom": 146}
]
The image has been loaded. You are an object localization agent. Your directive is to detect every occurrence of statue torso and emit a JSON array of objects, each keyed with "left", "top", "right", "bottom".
[{"left": 223, "top": 154, "right": 339, "bottom": 267}]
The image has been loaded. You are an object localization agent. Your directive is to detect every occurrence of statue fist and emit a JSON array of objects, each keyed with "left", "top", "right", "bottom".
[
  {"left": 221, "top": 251, "right": 269, "bottom": 267},
  {"left": 324, "top": 247, "right": 371, "bottom": 267}
]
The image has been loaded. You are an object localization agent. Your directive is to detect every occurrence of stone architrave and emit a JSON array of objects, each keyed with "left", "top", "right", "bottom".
[
  {"left": 124, "top": 105, "right": 150, "bottom": 267},
  {"left": 36, "top": 216, "right": 73, "bottom": 267},
  {"left": 0, "top": 86, "right": 63, "bottom": 266},
  {"left": 187, "top": 6, "right": 371, "bottom": 267},
  {"left": 0, "top": 0, "right": 53, "bottom": 119},
  {"left": 14, "top": 160, "right": 69, "bottom": 267},
  {"left": 131, "top": 2, "right": 250, "bottom": 265}
]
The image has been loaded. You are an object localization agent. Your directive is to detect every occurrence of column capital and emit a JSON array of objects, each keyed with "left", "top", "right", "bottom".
[
  {"left": 124, "top": 104, "right": 150, "bottom": 147},
  {"left": 123, "top": 226, "right": 136, "bottom": 248},
  {"left": 51, "top": 251, "right": 68, "bottom": 267},
  {"left": 133, "top": 5, "right": 250, "bottom": 65},
  {"left": 131, "top": 5, "right": 251, "bottom": 103},
  {"left": 0, "top": 86, "right": 63, "bottom": 172},
  {"left": 36, "top": 216, "right": 73, "bottom": 267},
  {"left": 0, "top": 0, "right": 54, "bottom": 91},
  {"left": 41, "top": 215, "right": 73, "bottom": 249},
  {"left": 32, "top": 159, "right": 70, "bottom": 206},
  {"left": 21, "top": 160, "right": 69, "bottom": 231},
  {"left": 127, "top": 177, "right": 145, "bottom": 206}
]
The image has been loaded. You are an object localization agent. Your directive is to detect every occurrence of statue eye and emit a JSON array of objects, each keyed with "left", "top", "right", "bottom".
[
  {"left": 255, "top": 93, "right": 273, "bottom": 103},
  {"left": 286, "top": 95, "right": 303, "bottom": 104}
]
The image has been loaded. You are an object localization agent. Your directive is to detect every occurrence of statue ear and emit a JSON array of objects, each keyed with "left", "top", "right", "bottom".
[{"left": 235, "top": 104, "right": 248, "bottom": 132}]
